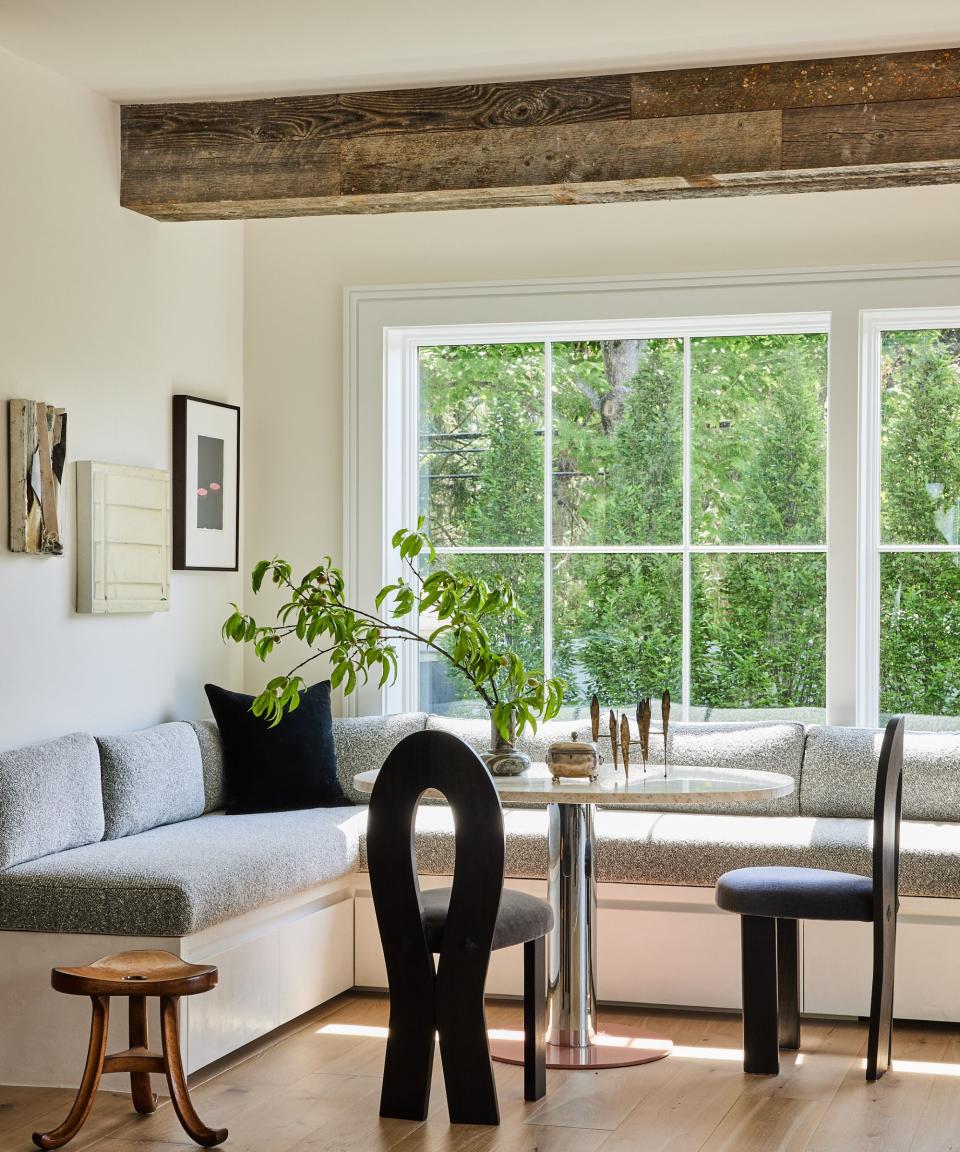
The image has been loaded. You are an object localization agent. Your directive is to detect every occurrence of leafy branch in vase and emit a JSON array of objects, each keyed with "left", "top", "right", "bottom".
[{"left": 221, "top": 520, "right": 565, "bottom": 739}]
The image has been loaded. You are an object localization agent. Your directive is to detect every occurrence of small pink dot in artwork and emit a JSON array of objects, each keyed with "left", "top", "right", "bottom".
[
  {"left": 209, "top": 482, "right": 221, "bottom": 491},
  {"left": 197, "top": 487, "right": 208, "bottom": 497}
]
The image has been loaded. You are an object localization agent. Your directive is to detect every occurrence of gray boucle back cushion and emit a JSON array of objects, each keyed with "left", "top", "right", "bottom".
[
  {"left": 333, "top": 712, "right": 427, "bottom": 803},
  {"left": 424, "top": 715, "right": 489, "bottom": 756},
  {"left": 97, "top": 723, "right": 206, "bottom": 840},
  {"left": 0, "top": 732, "right": 105, "bottom": 869},
  {"left": 801, "top": 725, "right": 960, "bottom": 821},
  {"left": 189, "top": 719, "right": 227, "bottom": 812}
]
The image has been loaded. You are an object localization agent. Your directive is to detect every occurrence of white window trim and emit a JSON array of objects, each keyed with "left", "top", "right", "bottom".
[
  {"left": 344, "top": 262, "right": 960, "bottom": 721},
  {"left": 858, "top": 306, "right": 960, "bottom": 727}
]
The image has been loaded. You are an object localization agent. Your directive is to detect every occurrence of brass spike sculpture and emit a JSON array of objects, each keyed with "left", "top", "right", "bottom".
[
  {"left": 620, "top": 713, "right": 631, "bottom": 781},
  {"left": 661, "top": 689, "right": 671, "bottom": 778},
  {"left": 608, "top": 710, "right": 619, "bottom": 772},
  {"left": 590, "top": 694, "right": 601, "bottom": 743},
  {"left": 638, "top": 698, "right": 651, "bottom": 773}
]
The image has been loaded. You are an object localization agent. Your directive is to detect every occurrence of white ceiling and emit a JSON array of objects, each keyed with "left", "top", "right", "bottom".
[{"left": 0, "top": 0, "right": 958, "bottom": 103}]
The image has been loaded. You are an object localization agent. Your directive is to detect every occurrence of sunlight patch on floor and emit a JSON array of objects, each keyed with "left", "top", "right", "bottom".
[
  {"left": 319, "top": 1021, "right": 743, "bottom": 1061},
  {"left": 318, "top": 1022, "right": 389, "bottom": 1038},
  {"left": 889, "top": 1058, "right": 960, "bottom": 1077},
  {"left": 315, "top": 1021, "right": 960, "bottom": 1077}
]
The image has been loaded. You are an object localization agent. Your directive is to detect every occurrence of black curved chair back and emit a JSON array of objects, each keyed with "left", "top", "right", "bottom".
[
  {"left": 366, "top": 729, "right": 507, "bottom": 1123},
  {"left": 869, "top": 713, "right": 905, "bottom": 1077},
  {"left": 872, "top": 714, "right": 906, "bottom": 922}
]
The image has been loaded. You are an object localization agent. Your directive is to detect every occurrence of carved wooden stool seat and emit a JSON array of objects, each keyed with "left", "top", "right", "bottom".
[{"left": 33, "top": 949, "right": 228, "bottom": 1150}]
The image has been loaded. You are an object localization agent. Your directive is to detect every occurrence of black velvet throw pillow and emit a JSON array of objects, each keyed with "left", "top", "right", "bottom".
[{"left": 204, "top": 680, "right": 350, "bottom": 814}]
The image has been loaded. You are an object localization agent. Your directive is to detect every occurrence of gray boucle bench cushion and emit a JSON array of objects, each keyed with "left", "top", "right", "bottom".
[
  {"left": 0, "top": 732, "right": 104, "bottom": 868},
  {"left": 359, "top": 806, "right": 960, "bottom": 899},
  {"left": 802, "top": 726, "right": 960, "bottom": 822},
  {"left": 98, "top": 723, "right": 206, "bottom": 839},
  {"left": 0, "top": 807, "right": 367, "bottom": 936}
]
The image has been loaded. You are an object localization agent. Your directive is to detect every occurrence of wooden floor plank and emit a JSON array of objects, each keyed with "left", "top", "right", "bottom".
[
  {"left": 804, "top": 1025, "right": 952, "bottom": 1152},
  {"left": 8, "top": 997, "right": 960, "bottom": 1152},
  {"left": 904, "top": 1030, "right": 960, "bottom": 1152}
]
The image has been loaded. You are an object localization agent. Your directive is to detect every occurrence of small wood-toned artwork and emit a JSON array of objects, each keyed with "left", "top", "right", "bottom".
[
  {"left": 9, "top": 399, "right": 67, "bottom": 555},
  {"left": 76, "top": 462, "right": 170, "bottom": 614},
  {"left": 172, "top": 395, "right": 240, "bottom": 571}
]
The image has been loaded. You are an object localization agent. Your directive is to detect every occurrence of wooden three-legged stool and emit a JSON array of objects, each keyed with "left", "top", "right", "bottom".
[{"left": 33, "top": 950, "right": 228, "bottom": 1149}]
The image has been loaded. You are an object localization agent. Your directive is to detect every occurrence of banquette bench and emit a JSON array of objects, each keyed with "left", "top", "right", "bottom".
[{"left": 4, "top": 711, "right": 960, "bottom": 1088}]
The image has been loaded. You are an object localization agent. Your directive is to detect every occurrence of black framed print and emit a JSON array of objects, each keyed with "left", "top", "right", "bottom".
[{"left": 172, "top": 395, "right": 240, "bottom": 571}]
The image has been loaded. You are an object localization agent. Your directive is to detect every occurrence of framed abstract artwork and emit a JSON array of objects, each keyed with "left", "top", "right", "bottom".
[
  {"left": 9, "top": 399, "right": 67, "bottom": 555},
  {"left": 172, "top": 395, "right": 240, "bottom": 571}
]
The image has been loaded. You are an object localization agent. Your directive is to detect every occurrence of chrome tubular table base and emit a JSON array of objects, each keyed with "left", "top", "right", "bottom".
[{"left": 490, "top": 801, "right": 672, "bottom": 1070}]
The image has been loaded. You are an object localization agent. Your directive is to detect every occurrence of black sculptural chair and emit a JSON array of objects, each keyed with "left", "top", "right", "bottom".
[
  {"left": 366, "top": 729, "right": 553, "bottom": 1126},
  {"left": 716, "top": 715, "right": 905, "bottom": 1081}
]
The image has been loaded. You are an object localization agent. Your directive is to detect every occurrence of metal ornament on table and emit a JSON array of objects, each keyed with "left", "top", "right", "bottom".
[
  {"left": 619, "top": 713, "right": 631, "bottom": 781},
  {"left": 547, "top": 732, "right": 602, "bottom": 783},
  {"left": 661, "top": 690, "right": 671, "bottom": 778},
  {"left": 608, "top": 710, "right": 620, "bottom": 772},
  {"left": 637, "top": 698, "right": 651, "bottom": 774},
  {"left": 590, "top": 694, "right": 601, "bottom": 743}
]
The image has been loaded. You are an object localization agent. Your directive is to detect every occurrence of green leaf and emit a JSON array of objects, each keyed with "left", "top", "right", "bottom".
[{"left": 251, "top": 559, "right": 271, "bottom": 593}]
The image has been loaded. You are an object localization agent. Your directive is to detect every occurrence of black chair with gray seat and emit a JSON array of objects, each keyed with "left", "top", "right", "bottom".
[
  {"left": 716, "top": 714, "right": 905, "bottom": 1080},
  {"left": 366, "top": 728, "right": 553, "bottom": 1126}
]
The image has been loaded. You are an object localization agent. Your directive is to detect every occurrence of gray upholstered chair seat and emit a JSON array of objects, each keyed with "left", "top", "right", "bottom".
[
  {"left": 361, "top": 805, "right": 960, "bottom": 899},
  {"left": 0, "top": 807, "right": 367, "bottom": 936},
  {"left": 420, "top": 887, "right": 554, "bottom": 952},
  {"left": 715, "top": 866, "right": 874, "bottom": 921}
]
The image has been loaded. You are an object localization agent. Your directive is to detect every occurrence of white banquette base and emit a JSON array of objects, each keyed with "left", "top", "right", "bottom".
[
  {"left": 0, "top": 877, "right": 355, "bottom": 1090},
  {"left": 6, "top": 872, "right": 960, "bottom": 1090},
  {"left": 356, "top": 878, "right": 960, "bottom": 1025}
]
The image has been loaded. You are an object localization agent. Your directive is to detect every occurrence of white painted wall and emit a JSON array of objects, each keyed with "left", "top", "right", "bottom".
[
  {"left": 242, "top": 184, "right": 960, "bottom": 698},
  {"left": 0, "top": 46, "right": 244, "bottom": 749}
]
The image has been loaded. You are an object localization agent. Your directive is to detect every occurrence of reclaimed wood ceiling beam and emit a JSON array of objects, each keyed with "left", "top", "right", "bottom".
[{"left": 121, "top": 48, "right": 960, "bottom": 221}]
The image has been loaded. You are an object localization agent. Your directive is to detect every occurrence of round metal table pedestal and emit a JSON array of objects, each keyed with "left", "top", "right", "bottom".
[
  {"left": 489, "top": 1026, "right": 672, "bottom": 1070},
  {"left": 490, "top": 801, "right": 672, "bottom": 1071}
]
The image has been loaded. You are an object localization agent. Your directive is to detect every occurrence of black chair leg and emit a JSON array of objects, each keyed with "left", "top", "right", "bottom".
[
  {"left": 866, "top": 915, "right": 897, "bottom": 1081},
  {"left": 741, "top": 915, "right": 779, "bottom": 1075},
  {"left": 437, "top": 970, "right": 499, "bottom": 1125},
  {"left": 380, "top": 994, "right": 436, "bottom": 1121},
  {"left": 523, "top": 936, "right": 546, "bottom": 1102},
  {"left": 777, "top": 918, "right": 800, "bottom": 1051}
]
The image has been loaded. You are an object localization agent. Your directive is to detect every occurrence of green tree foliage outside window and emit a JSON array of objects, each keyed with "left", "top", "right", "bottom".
[
  {"left": 880, "top": 330, "right": 960, "bottom": 726},
  {"left": 418, "top": 333, "right": 829, "bottom": 719}
]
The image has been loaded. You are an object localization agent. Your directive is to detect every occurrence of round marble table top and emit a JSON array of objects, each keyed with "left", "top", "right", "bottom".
[{"left": 352, "top": 762, "right": 794, "bottom": 807}]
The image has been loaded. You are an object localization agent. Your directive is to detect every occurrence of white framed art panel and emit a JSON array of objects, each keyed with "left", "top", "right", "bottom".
[{"left": 76, "top": 461, "right": 170, "bottom": 614}]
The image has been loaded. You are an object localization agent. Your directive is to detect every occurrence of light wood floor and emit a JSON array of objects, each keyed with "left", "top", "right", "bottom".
[{"left": 5, "top": 994, "right": 960, "bottom": 1152}]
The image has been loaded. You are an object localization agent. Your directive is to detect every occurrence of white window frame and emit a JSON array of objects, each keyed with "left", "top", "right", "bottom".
[
  {"left": 401, "top": 315, "right": 830, "bottom": 722},
  {"left": 858, "top": 306, "right": 960, "bottom": 726},
  {"left": 344, "top": 263, "right": 960, "bottom": 721}
]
